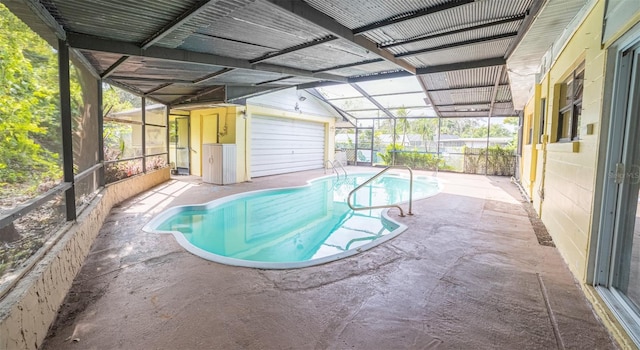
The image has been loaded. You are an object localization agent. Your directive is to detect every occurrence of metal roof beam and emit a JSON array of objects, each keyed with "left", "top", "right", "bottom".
[
  {"left": 348, "top": 70, "right": 413, "bottom": 83},
  {"left": 263, "top": 0, "right": 416, "bottom": 74},
  {"left": 428, "top": 84, "right": 510, "bottom": 93},
  {"left": 350, "top": 83, "right": 396, "bottom": 119},
  {"left": 144, "top": 83, "right": 173, "bottom": 96},
  {"left": 488, "top": 66, "right": 505, "bottom": 117},
  {"left": 250, "top": 36, "right": 338, "bottom": 64},
  {"left": 312, "top": 58, "right": 384, "bottom": 73},
  {"left": 108, "top": 76, "right": 194, "bottom": 84},
  {"left": 436, "top": 102, "right": 492, "bottom": 108},
  {"left": 353, "top": 0, "right": 474, "bottom": 35},
  {"left": 396, "top": 32, "right": 518, "bottom": 58},
  {"left": 101, "top": 56, "right": 130, "bottom": 78},
  {"left": 67, "top": 33, "right": 347, "bottom": 83},
  {"left": 381, "top": 14, "right": 526, "bottom": 49},
  {"left": 335, "top": 106, "right": 431, "bottom": 113},
  {"left": 171, "top": 85, "right": 225, "bottom": 106},
  {"left": 416, "top": 76, "right": 441, "bottom": 118},
  {"left": 140, "top": 0, "right": 217, "bottom": 49},
  {"left": 193, "top": 68, "right": 235, "bottom": 84},
  {"left": 226, "top": 85, "right": 290, "bottom": 103},
  {"left": 307, "top": 88, "right": 356, "bottom": 127},
  {"left": 104, "top": 79, "right": 147, "bottom": 98},
  {"left": 326, "top": 90, "right": 424, "bottom": 101},
  {"left": 254, "top": 76, "right": 294, "bottom": 86},
  {"left": 416, "top": 58, "right": 505, "bottom": 75},
  {"left": 296, "top": 70, "right": 413, "bottom": 89}
]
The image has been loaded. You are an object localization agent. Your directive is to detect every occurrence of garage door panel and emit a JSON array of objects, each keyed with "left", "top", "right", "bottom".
[
  {"left": 251, "top": 140, "right": 325, "bottom": 149},
  {"left": 251, "top": 115, "right": 326, "bottom": 177},
  {"left": 253, "top": 161, "right": 324, "bottom": 174},
  {"left": 251, "top": 149, "right": 324, "bottom": 160},
  {"left": 251, "top": 153, "right": 325, "bottom": 166}
]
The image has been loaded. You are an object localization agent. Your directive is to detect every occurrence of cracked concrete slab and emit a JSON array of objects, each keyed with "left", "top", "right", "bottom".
[{"left": 41, "top": 169, "right": 617, "bottom": 349}]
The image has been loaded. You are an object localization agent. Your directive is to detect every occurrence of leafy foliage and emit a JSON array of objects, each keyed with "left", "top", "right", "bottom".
[
  {"left": 378, "top": 144, "right": 445, "bottom": 171},
  {"left": 0, "top": 4, "right": 62, "bottom": 186}
]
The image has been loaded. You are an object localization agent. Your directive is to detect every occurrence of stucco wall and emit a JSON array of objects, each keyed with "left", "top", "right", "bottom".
[{"left": 0, "top": 167, "right": 170, "bottom": 350}]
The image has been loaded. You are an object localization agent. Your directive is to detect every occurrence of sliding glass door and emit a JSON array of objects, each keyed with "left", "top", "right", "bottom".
[{"left": 597, "top": 42, "right": 640, "bottom": 345}]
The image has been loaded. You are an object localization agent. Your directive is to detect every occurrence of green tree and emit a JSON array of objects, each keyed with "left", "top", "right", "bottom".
[
  {"left": 413, "top": 118, "right": 437, "bottom": 152},
  {"left": 0, "top": 4, "right": 62, "bottom": 186},
  {"left": 396, "top": 107, "right": 410, "bottom": 146}
]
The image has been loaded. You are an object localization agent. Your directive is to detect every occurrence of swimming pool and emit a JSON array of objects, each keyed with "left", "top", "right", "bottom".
[{"left": 143, "top": 173, "right": 441, "bottom": 269}]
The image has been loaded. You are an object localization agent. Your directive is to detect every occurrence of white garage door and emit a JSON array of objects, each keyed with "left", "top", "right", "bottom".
[{"left": 251, "top": 115, "right": 325, "bottom": 177}]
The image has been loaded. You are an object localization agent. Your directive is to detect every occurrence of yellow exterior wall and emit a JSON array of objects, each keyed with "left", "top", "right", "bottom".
[
  {"left": 526, "top": 1, "right": 606, "bottom": 279},
  {"left": 520, "top": 84, "right": 540, "bottom": 197},
  {"left": 188, "top": 106, "right": 238, "bottom": 177},
  {"left": 183, "top": 103, "right": 335, "bottom": 184}
]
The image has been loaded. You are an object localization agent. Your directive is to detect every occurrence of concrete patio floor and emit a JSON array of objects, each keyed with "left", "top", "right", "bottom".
[{"left": 42, "top": 168, "right": 617, "bottom": 349}]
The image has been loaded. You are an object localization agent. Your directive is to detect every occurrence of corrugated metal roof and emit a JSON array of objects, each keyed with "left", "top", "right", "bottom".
[
  {"left": 195, "top": 1, "right": 331, "bottom": 50},
  {"left": 363, "top": 0, "right": 532, "bottom": 44},
  {"left": 420, "top": 66, "right": 503, "bottom": 90},
  {"left": 42, "top": 0, "right": 196, "bottom": 42},
  {"left": 403, "top": 37, "right": 513, "bottom": 67},
  {"left": 440, "top": 111, "right": 490, "bottom": 118},
  {"left": 304, "top": 0, "right": 450, "bottom": 29},
  {"left": 113, "top": 57, "right": 213, "bottom": 81},
  {"left": 179, "top": 34, "right": 274, "bottom": 60},
  {"left": 258, "top": 39, "right": 380, "bottom": 71},
  {"left": 6, "top": 0, "right": 542, "bottom": 110},
  {"left": 508, "top": 0, "right": 590, "bottom": 109},
  {"left": 205, "top": 69, "right": 289, "bottom": 85},
  {"left": 386, "top": 20, "right": 521, "bottom": 55},
  {"left": 430, "top": 87, "right": 495, "bottom": 105},
  {"left": 492, "top": 102, "right": 516, "bottom": 116},
  {"left": 438, "top": 104, "right": 491, "bottom": 112},
  {"left": 156, "top": 0, "right": 254, "bottom": 48},
  {"left": 322, "top": 61, "right": 401, "bottom": 77}
]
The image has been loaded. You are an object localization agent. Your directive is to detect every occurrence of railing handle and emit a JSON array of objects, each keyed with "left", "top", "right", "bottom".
[{"left": 347, "top": 166, "right": 413, "bottom": 217}]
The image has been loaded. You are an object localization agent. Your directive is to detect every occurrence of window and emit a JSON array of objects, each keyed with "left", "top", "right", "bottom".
[{"left": 557, "top": 63, "right": 584, "bottom": 141}]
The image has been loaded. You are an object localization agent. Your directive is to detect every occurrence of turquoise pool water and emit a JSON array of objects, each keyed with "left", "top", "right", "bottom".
[{"left": 143, "top": 173, "right": 441, "bottom": 268}]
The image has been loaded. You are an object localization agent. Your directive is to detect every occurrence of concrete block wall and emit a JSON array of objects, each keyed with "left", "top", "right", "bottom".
[
  {"left": 521, "top": 1, "right": 606, "bottom": 280},
  {"left": 0, "top": 167, "right": 170, "bottom": 350}
]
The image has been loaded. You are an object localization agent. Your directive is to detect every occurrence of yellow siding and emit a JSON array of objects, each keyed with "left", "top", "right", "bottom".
[
  {"left": 520, "top": 85, "right": 540, "bottom": 197},
  {"left": 532, "top": 1, "right": 606, "bottom": 279}
]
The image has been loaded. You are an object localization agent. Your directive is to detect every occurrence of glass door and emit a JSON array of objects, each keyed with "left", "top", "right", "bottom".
[
  {"left": 169, "top": 116, "right": 190, "bottom": 175},
  {"left": 597, "top": 44, "right": 640, "bottom": 344},
  {"left": 355, "top": 127, "right": 373, "bottom": 166}
]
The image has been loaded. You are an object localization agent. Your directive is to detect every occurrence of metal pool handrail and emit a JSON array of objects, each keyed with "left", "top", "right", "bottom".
[
  {"left": 347, "top": 166, "right": 414, "bottom": 217},
  {"left": 325, "top": 159, "right": 348, "bottom": 179}
]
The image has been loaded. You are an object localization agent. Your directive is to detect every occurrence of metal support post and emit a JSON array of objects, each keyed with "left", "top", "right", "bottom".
[{"left": 58, "top": 39, "right": 76, "bottom": 221}]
